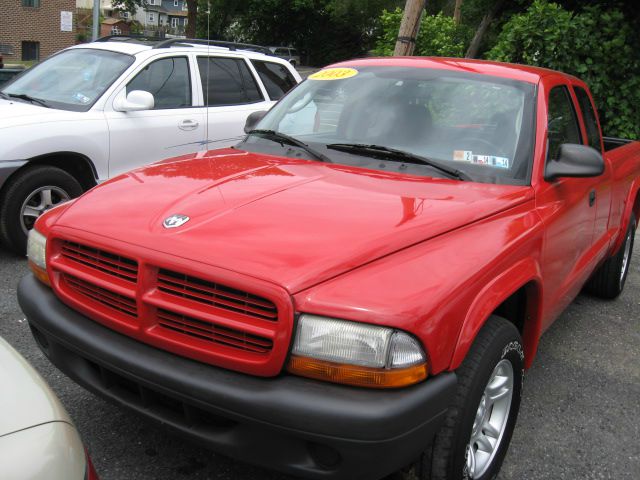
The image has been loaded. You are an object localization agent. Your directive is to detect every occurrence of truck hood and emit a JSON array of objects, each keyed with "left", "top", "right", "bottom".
[{"left": 56, "top": 148, "right": 532, "bottom": 293}]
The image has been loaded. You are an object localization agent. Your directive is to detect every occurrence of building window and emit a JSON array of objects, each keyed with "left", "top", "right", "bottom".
[
  {"left": 148, "top": 13, "right": 155, "bottom": 23},
  {"left": 22, "top": 41, "right": 40, "bottom": 61},
  {"left": 22, "top": 0, "right": 40, "bottom": 7},
  {"left": 111, "top": 27, "right": 122, "bottom": 35},
  {"left": 121, "top": 11, "right": 129, "bottom": 19},
  {"left": 174, "top": 0, "right": 179, "bottom": 6},
  {"left": 171, "top": 18, "right": 179, "bottom": 28}
]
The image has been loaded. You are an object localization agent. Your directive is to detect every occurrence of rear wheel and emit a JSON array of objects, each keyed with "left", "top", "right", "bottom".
[
  {"left": 414, "top": 316, "right": 524, "bottom": 480},
  {"left": 0, "top": 165, "right": 83, "bottom": 254},
  {"left": 585, "top": 215, "right": 636, "bottom": 299}
]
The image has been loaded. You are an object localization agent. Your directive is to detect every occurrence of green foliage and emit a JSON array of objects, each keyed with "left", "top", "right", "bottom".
[
  {"left": 373, "top": 8, "right": 472, "bottom": 57},
  {"left": 224, "top": 0, "right": 397, "bottom": 66},
  {"left": 487, "top": 0, "right": 640, "bottom": 139}
]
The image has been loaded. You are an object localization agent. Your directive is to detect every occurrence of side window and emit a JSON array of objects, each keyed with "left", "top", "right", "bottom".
[
  {"left": 547, "top": 86, "right": 582, "bottom": 160},
  {"left": 250, "top": 60, "right": 297, "bottom": 100},
  {"left": 574, "top": 86, "right": 602, "bottom": 152},
  {"left": 197, "top": 57, "right": 263, "bottom": 106},
  {"left": 127, "top": 57, "right": 191, "bottom": 109}
]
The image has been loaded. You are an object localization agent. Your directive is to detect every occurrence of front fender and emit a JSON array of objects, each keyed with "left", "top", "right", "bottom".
[
  {"left": 0, "top": 160, "right": 27, "bottom": 190},
  {"left": 449, "top": 259, "right": 543, "bottom": 371}
]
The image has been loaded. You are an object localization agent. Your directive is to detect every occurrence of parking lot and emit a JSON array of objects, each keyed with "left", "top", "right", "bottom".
[{"left": 1, "top": 234, "right": 638, "bottom": 480}]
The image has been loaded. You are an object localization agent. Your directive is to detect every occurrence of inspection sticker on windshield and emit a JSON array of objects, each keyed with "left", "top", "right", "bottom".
[
  {"left": 453, "top": 150, "right": 510, "bottom": 169},
  {"left": 309, "top": 68, "right": 358, "bottom": 81}
]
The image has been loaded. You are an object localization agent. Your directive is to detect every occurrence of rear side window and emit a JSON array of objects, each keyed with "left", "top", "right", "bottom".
[
  {"left": 547, "top": 86, "right": 582, "bottom": 160},
  {"left": 197, "top": 57, "right": 263, "bottom": 106},
  {"left": 251, "top": 60, "right": 296, "bottom": 100},
  {"left": 574, "top": 86, "right": 602, "bottom": 152},
  {"left": 127, "top": 56, "right": 191, "bottom": 109}
]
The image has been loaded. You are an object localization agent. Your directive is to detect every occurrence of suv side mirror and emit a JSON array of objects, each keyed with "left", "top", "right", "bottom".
[
  {"left": 114, "top": 90, "right": 155, "bottom": 112},
  {"left": 244, "top": 110, "right": 268, "bottom": 134},
  {"left": 544, "top": 143, "right": 604, "bottom": 181}
]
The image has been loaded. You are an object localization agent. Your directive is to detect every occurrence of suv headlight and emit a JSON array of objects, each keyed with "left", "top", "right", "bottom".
[
  {"left": 287, "top": 314, "right": 428, "bottom": 388},
  {"left": 27, "top": 228, "right": 50, "bottom": 286}
]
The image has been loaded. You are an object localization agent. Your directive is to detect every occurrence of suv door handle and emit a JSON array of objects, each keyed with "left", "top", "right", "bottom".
[
  {"left": 589, "top": 189, "right": 596, "bottom": 207},
  {"left": 179, "top": 119, "right": 199, "bottom": 131}
]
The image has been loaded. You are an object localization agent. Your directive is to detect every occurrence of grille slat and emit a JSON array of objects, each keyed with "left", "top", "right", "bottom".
[
  {"left": 61, "top": 242, "right": 138, "bottom": 283},
  {"left": 157, "top": 309, "right": 273, "bottom": 354},
  {"left": 66, "top": 275, "right": 138, "bottom": 318},
  {"left": 158, "top": 269, "right": 278, "bottom": 321}
]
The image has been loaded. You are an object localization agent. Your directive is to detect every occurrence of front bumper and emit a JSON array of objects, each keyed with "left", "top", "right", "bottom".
[{"left": 19, "top": 274, "right": 456, "bottom": 480}]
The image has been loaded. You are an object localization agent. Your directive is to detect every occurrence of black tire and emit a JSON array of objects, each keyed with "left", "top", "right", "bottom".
[
  {"left": 416, "top": 316, "right": 524, "bottom": 480},
  {"left": 0, "top": 165, "right": 83, "bottom": 255},
  {"left": 585, "top": 215, "right": 636, "bottom": 299}
]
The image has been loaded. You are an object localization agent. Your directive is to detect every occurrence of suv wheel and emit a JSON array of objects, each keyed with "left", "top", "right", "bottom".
[
  {"left": 0, "top": 165, "right": 83, "bottom": 254},
  {"left": 415, "top": 316, "right": 524, "bottom": 480}
]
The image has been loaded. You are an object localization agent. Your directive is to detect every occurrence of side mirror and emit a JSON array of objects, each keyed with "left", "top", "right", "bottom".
[
  {"left": 244, "top": 110, "right": 268, "bottom": 134},
  {"left": 544, "top": 143, "right": 604, "bottom": 181},
  {"left": 114, "top": 90, "right": 155, "bottom": 112}
]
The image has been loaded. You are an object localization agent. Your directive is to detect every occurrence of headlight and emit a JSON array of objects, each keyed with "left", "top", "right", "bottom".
[
  {"left": 27, "top": 228, "right": 50, "bottom": 286},
  {"left": 287, "top": 314, "right": 428, "bottom": 388}
]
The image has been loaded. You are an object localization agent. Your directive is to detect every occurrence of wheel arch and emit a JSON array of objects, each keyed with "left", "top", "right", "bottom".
[
  {"left": 610, "top": 181, "right": 640, "bottom": 254},
  {"left": 0, "top": 152, "right": 98, "bottom": 198},
  {"left": 450, "top": 259, "right": 543, "bottom": 371}
]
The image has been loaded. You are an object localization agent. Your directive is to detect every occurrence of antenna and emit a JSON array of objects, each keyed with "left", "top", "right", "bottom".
[{"left": 204, "top": 3, "right": 211, "bottom": 150}]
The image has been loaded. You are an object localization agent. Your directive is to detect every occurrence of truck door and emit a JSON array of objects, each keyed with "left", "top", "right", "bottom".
[
  {"left": 537, "top": 84, "right": 599, "bottom": 327},
  {"left": 573, "top": 85, "right": 612, "bottom": 253}
]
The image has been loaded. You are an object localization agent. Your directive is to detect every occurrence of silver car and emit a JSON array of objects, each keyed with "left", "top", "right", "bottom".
[
  {"left": 268, "top": 46, "right": 301, "bottom": 66},
  {"left": 0, "top": 336, "right": 98, "bottom": 480}
]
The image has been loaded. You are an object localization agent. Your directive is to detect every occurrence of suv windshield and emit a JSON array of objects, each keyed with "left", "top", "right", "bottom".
[
  {"left": 1, "top": 48, "right": 134, "bottom": 112},
  {"left": 244, "top": 66, "right": 536, "bottom": 184}
]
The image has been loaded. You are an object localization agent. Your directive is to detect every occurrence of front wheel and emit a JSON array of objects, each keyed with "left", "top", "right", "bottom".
[
  {"left": 416, "top": 316, "right": 524, "bottom": 480},
  {"left": 0, "top": 165, "right": 83, "bottom": 254}
]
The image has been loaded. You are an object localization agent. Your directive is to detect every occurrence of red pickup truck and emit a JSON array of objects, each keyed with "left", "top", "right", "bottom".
[{"left": 19, "top": 58, "right": 640, "bottom": 480}]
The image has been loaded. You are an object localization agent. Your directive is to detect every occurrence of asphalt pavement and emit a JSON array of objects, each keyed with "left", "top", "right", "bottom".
[{"left": 1, "top": 235, "right": 638, "bottom": 480}]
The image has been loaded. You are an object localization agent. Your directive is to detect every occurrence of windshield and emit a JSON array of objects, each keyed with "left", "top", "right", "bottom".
[
  {"left": 1, "top": 48, "right": 134, "bottom": 112},
  {"left": 243, "top": 66, "right": 536, "bottom": 184}
]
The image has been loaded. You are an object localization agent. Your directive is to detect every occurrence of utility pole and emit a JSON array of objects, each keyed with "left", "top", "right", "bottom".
[
  {"left": 393, "top": 0, "right": 426, "bottom": 56},
  {"left": 92, "top": 0, "right": 100, "bottom": 41}
]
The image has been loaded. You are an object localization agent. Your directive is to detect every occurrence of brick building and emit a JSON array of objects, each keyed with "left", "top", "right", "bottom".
[{"left": 0, "top": 0, "right": 76, "bottom": 64}]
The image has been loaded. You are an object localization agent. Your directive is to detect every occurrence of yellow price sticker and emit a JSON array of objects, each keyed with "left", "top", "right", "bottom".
[{"left": 308, "top": 68, "right": 359, "bottom": 81}]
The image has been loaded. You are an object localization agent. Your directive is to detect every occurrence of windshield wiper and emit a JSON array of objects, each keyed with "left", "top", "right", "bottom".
[
  {"left": 326, "top": 143, "right": 471, "bottom": 181},
  {"left": 248, "top": 129, "right": 332, "bottom": 163},
  {"left": 7, "top": 93, "right": 50, "bottom": 108},
  {"left": 0, "top": 92, "right": 11, "bottom": 100}
]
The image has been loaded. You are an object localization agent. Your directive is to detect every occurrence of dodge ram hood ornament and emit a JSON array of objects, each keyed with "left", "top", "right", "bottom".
[{"left": 163, "top": 214, "right": 190, "bottom": 229}]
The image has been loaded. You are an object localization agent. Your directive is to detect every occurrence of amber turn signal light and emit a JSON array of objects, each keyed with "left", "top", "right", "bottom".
[
  {"left": 287, "top": 355, "right": 428, "bottom": 389},
  {"left": 28, "top": 260, "right": 51, "bottom": 287}
]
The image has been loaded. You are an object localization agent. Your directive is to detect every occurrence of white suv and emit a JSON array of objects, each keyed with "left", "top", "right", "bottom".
[{"left": 0, "top": 37, "right": 301, "bottom": 253}]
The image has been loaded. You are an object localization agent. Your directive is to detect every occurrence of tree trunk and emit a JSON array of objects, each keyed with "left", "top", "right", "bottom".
[
  {"left": 394, "top": 0, "right": 426, "bottom": 56},
  {"left": 453, "top": 0, "right": 463, "bottom": 25},
  {"left": 186, "top": 0, "right": 198, "bottom": 38},
  {"left": 465, "top": 0, "right": 504, "bottom": 58}
]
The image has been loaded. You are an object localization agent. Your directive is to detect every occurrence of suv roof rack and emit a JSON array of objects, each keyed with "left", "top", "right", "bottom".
[
  {"left": 95, "top": 34, "right": 165, "bottom": 44},
  {"left": 152, "top": 38, "right": 273, "bottom": 55}
]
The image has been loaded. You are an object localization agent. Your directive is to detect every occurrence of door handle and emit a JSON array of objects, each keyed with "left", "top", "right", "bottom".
[
  {"left": 179, "top": 119, "right": 199, "bottom": 131},
  {"left": 589, "top": 190, "right": 596, "bottom": 207}
]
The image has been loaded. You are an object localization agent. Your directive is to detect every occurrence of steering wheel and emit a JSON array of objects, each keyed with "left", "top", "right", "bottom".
[{"left": 459, "top": 136, "right": 500, "bottom": 153}]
